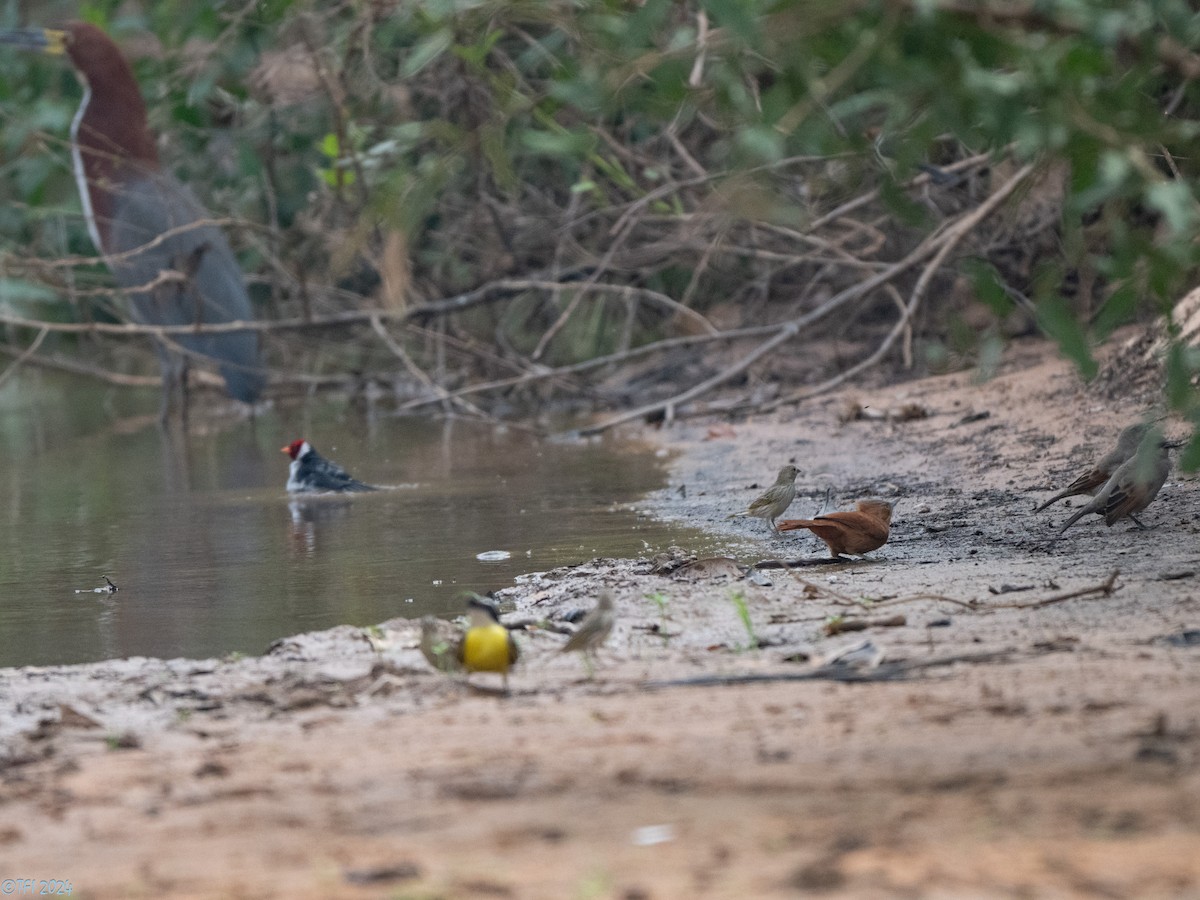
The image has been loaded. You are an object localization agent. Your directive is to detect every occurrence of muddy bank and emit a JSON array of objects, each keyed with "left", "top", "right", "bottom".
[{"left": 1, "top": 337, "right": 1199, "bottom": 898}]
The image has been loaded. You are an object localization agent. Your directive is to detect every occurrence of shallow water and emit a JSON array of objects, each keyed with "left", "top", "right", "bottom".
[{"left": 0, "top": 371, "right": 707, "bottom": 667}]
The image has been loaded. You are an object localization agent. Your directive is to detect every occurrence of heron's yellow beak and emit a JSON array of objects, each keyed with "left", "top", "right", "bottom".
[
  {"left": 43, "top": 28, "right": 68, "bottom": 56},
  {"left": 0, "top": 27, "right": 68, "bottom": 56}
]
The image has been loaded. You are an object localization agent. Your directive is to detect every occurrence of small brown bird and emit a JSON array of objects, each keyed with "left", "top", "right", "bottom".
[
  {"left": 777, "top": 499, "right": 893, "bottom": 558},
  {"left": 419, "top": 616, "right": 463, "bottom": 674},
  {"left": 1058, "top": 439, "right": 1171, "bottom": 533},
  {"left": 561, "top": 591, "right": 616, "bottom": 675},
  {"left": 728, "top": 464, "right": 800, "bottom": 532},
  {"left": 1035, "top": 423, "right": 1149, "bottom": 512}
]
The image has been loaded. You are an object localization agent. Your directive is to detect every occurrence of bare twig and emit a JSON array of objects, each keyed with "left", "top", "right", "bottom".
[
  {"left": 0, "top": 327, "right": 49, "bottom": 390},
  {"left": 369, "top": 315, "right": 499, "bottom": 424},
  {"left": 577, "top": 161, "right": 1031, "bottom": 435},
  {"left": 0, "top": 341, "right": 160, "bottom": 387},
  {"left": 759, "top": 161, "right": 1036, "bottom": 412},
  {"left": 990, "top": 570, "right": 1120, "bottom": 610}
]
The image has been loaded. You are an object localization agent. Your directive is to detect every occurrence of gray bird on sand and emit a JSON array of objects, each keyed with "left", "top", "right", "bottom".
[
  {"left": 1058, "top": 438, "right": 1171, "bottom": 533},
  {"left": 561, "top": 591, "right": 616, "bottom": 661},
  {"left": 1035, "top": 423, "right": 1149, "bottom": 513}
]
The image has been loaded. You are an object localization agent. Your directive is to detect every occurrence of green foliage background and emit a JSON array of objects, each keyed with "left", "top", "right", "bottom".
[{"left": 2, "top": 0, "right": 1200, "bottom": 448}]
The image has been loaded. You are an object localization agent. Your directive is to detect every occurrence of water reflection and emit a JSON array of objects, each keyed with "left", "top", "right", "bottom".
[{"left": 0, "top": 370, "right": 707, "bottom": 667}]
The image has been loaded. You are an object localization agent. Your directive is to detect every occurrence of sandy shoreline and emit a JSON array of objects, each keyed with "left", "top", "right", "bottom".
[{"left": 2, "top": 337, "right": 1199, "bottom": 898}]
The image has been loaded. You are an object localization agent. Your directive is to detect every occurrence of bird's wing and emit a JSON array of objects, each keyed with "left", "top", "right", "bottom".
[
  {"left": 1034, "top": 469, "right": 1104, "bottom": 512},
  {"left": 1103, "top": 455, "right": 1169, "bottom": 526},
  {"left": 816, "top": 512, "right": 889, "bottom": 550},
  {"left": 561, "top": 613, "right": 592, "bottom": 652},
  {"left": 108, "top": 175, "right": 251, "bottom": 322},
  {"left": 1102, "top": 480, "right": 1142, "bottom": 525},
  {"left": 108, "top": 174, "right": 264, "bottom": 401},
  {"left": 305, "top": 460, "right": 372, "bottom": 492}
]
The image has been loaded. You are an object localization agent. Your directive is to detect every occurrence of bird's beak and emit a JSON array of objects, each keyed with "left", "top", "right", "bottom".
[
  {"left": 280, "top": 445, "right": 291, "bottom": 455},
  {"left": 0, "top": 27, "right": 68, "bottom": 56}
]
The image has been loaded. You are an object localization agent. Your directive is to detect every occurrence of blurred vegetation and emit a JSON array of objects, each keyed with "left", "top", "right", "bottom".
[{"left": 2, "top": 0, "right": 1200, "bottom": 442}]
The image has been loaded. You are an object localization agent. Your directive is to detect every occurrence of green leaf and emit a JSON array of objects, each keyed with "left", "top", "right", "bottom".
[
  {"left": 1146, "top": 180, "right": 1197, "bottom": 235},
  {"left": 518, "top": 128, "right": 596, "bottom": 157},
  {"left": 963, "top": 259, "right": 1011, "bottom": 317},
  {"left": 1037, "top": 296, "right": 1096, "bottom": 379},
  {"left": 0, "top": 278, "right": 59, "bottom": 306},
  {"left": 702, "top": 0, "right": 760, "bottom": 45},
  {"left": 1179, "top": 431, "right": 1200, "bottom": 473},
  {"left": 1164, "top": 340, "right": 1191, "bottom": 410},
  {"left": 402, "top": 30, "right": 454, "bottom": 78}
]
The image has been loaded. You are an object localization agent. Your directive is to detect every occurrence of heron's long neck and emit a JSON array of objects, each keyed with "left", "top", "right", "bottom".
[
  {"left": 69, "top": 83, "right": 103, "bottom": 252},
  {"left": 68, "top": 71, "right": 159, "bottom": 255}
]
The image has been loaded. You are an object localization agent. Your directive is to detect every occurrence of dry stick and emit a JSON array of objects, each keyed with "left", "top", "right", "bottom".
[
  {"left": 573, "top": 161, "right": 1010, "bottom": 435},
  {"left": 396, "top": 322, "right": 785, "bottom": 412},
  {"left": 0, "top": 274, "right": 719, "bottom": 340},
  {"left": 588, "top": 319, "right": 804, "bottom": 432},
  {"left": 510, "top": 279, "right": 718, "bottom": 335},
  {"left": 4, "top": 154, "right": 999, "bottom": 397},
  {"left": 547, "top": 185, "right": 586, "bottom": 352},
  {"left": 774, "top": 25, "right": 881, "bottom": 136},
  {"left": 773, "top": 565, "right": 865, "bottom": 607},
  {"left": 860, "top": 570, "right": 1121, "bottom": 614},
  {"left": 0, "top": 327, "right": 49, "bottom": 390},
  {"left": 4, "top": 215, "right": 257, "bottom": 273},
  {"left": 368, "top": 316, "right": 526, "bottom": 430},
  {"left": 639, "top": 649, "right": 1019, "bottom": 690},
  {"left": 575, "top": 165, "right": 1024, "bottom": 436},
  {"left": 531, "top": 219, "right": 632, "bottom": 360},
  {"left": 0, "top": 342, "right": 159, "bottom": 387},
  {"left": 882, "top": 283, "right": 913, "bottom": 369},
  {"left": 562, "top": 153, "right": 832, "bottom": 237},
  {"left": 0, "top": 318, "right": 247, "bottom": 389},
  {"left": 990, "top": 569, "right": 1120, "bottom": 610},
  {"left": 807, "top": 149, "right": 995, "bottom": 233},
  {"left": 758, "top": 161, "right": 1036, "bottom": 413},
  {"left": 870, "top": 593, "right": 981, "bottom": 612}
]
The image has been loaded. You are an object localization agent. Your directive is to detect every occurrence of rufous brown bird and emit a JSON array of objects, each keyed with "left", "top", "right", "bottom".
[
  {"left": 1058, "top": 439, "right": 1171, "bottom": 533},
  {"left": 777, "top": 499, "right": 893, "bottom": 558},
  {"left": 1035, "top": 423, "right": 1149, "bottom": 512},
  {"left": 727, "top": 464, "right": 800, "bottom": 532}
]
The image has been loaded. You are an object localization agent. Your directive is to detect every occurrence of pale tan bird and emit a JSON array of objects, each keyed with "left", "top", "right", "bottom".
[
  {"left": 1058, "top": 439, "right": 1171, "bottom": 533},
  {"left": 419, "top": 616, "right": 463, "bottom": 674},
  {"left": 777, "top": 499, "right": 893, "bottom": 558},
  {"left": 1035, "top": 423, "right": 1149, "bottom": 513},
  {"left": 728, "top": 464, "right": 800, "bottom": 532},
  {"left": 561, "top": 591, "right": 615, "bottom": 675}
]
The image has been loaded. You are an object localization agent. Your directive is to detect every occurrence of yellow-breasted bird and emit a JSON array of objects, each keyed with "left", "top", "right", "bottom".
[
  {"left": 727, "top": 464, "right": 800, "bottom": 533},
  {"left": 458, "top": 594, "right": 520, "bottom": 691},
  {"left": 561, "top": 591, "right": 615, "bottom": 675}
]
